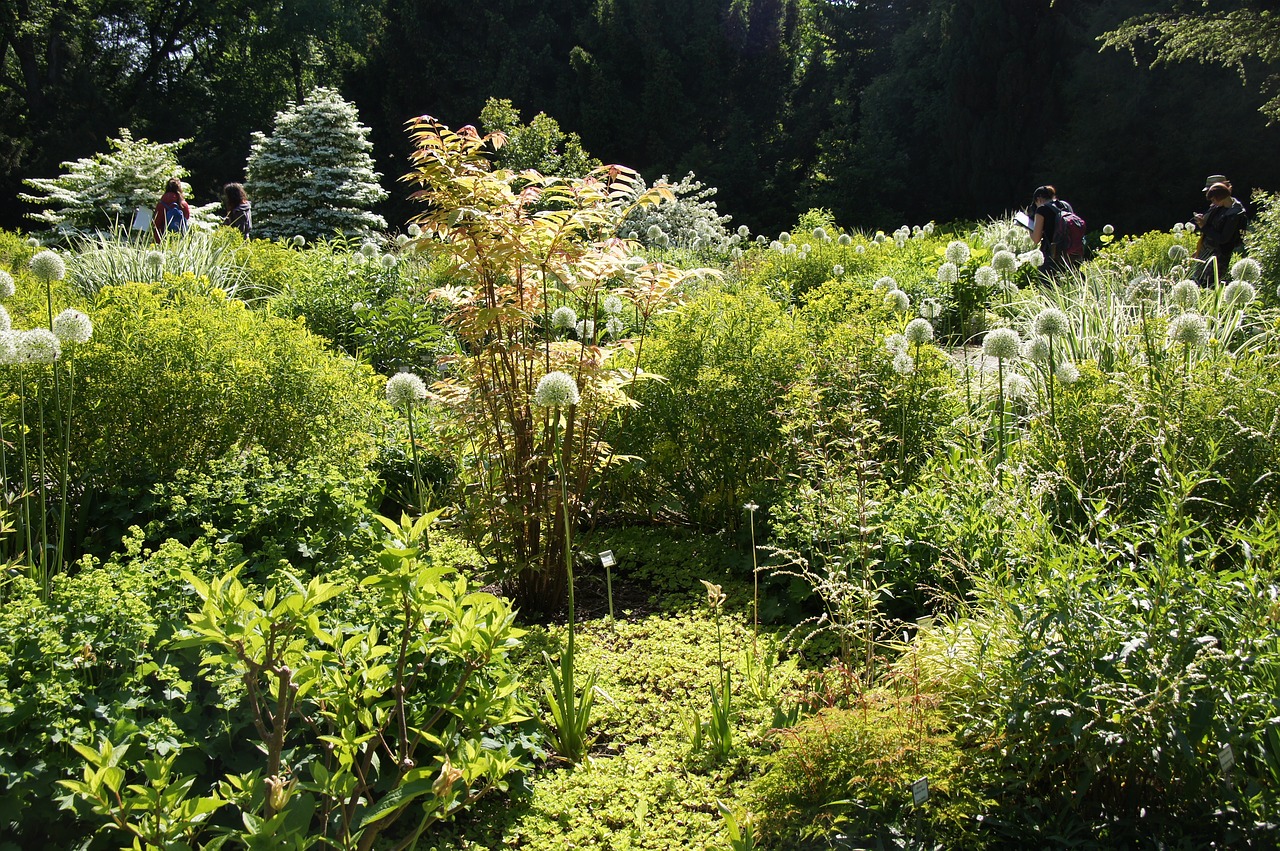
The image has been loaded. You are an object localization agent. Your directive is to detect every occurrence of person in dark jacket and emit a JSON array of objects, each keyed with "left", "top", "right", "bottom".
[
  {"left": 152, "top": 178, "right": 191, "bottom": 243},
  {"left": 1194, "top": 182, "right": 1247, "bottom": 284},
  {"left": 221, "top": 183, "right": 252, "bottom": 237}
]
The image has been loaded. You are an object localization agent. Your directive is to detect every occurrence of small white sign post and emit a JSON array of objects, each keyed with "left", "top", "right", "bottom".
[
  {"left": 599, "top": 550, "right": 616, "bottom": 623},
  {"left": 911, "top": 777, "right": 929, "bottom": 805}
]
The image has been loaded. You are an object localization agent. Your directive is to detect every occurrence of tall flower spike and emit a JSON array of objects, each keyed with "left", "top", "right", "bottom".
[
  {"left": 945, "top": 240, "right": 971, "bottom": 265},
  {"left": 18, "top": 328, "right": 61, "bottom": 364},
  {"left": 30, "top": 250, "right": 66, "bottom": 282},
  {"left": 1167, "top": 312, "right": 1209, "bottom": 348},
  {"left": 905, "top": 317, "right": 934, "bottom": 346},
  {"left": 385, "top": 371, "right": 428, "bottom": 408},
  {"left": 53, "top": 308, "right": 93, "bottom": 345},
  {"left": 534, "top": 371, "right": 580, "bottom": 407},
  {"left": 551, "top": 306, "right": 577, "bottom": 330},
  {"left": 982, "top": 327, "right": 1021, "bottom": 361},
  {"left": 1032, "top": 308, "right": 1068, "bottom": 338}
]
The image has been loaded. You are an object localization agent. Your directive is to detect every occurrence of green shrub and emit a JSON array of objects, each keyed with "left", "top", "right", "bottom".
[
  {"left": 577, "top": 525, "right": 746, "bottom": 595},
  {"left": 0, "top": 538, "right": 232, "bottom": 845},
  {"left": 606, "top": 284, "right": 807, "bottom": 529},
  {"left": 1091, "top": 227, "right": 1193, "bottom": 279},
  {"left": 910, "top": 506, "right": 1280, "bottom": 846},
  {"left": 140, "top": 446, "right": 382, "bottom": 578},
  {"left": 1247, "top": 190, "right": 1280, "bottom": 298},
  {"left": 746, "top": 693, "right": 995, "bottom": 848}
]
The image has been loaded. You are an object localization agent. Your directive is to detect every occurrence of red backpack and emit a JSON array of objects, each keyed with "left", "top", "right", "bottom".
[{"left": 1053, "top": 202, "right": 1086, "bottom": 258}]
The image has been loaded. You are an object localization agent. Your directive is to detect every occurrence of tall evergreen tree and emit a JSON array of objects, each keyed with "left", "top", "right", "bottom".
[{"left": 246, "top": 87, "right": 388, "bottom": 239}]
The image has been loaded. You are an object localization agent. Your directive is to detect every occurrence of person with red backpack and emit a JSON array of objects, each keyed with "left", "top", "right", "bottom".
[
  {"left": 1029, "top": 185, "right": 1086, "bottom": 273},
  {"left": 152, "top": 177, "right": 191, "bottom": 242}
]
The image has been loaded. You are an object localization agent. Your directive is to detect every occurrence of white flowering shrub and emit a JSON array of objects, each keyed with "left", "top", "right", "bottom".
[
  {"left": 20, "top": 129, "right": 219, "bottom": 238},
  {"left": 618, "top": 172, "right": 733, "bottom": 251},
  {"left": 247, "top": 88, "right": 388, "bottom": 240}
]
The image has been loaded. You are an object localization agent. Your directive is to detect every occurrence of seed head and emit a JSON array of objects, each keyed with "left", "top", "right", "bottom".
[
  {"left": 53, "top": 309, "right": 93, "bottom": 345},
  {"left": 982, "top": 327, "right": 1021, "bottom": 361},
  {"left": 385, "top": 372, "right": 428, "bottom": 408},
  {"left": 1167, "top": 312, "right": 1209, "bottom": 348},
  {"left": 30, "top": 250, "right": 66, "bottom": 282},
  {"left": 905, "top": 317, "right": 934, "bottom": 346},
  {"left": 945, "top": 240, "right": 971, "bottom": 265},
  {"left": 551, "top": 306, "right": 578, "bottom": 330},
  {"left": 937, "top": 262, "right": 959, "bottom": 284},
  {"left": 1032, "top": 307, "right": 1068, "bottom": 338}
]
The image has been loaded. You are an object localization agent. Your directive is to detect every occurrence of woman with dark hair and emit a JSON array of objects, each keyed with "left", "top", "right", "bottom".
[
  {"left": 222, "top": 183, "right": 252, "bottom": 237},
  {"left": 1029, "top": 185, "right": 1062, "bottom": 263},
  {"left": 152, "top": 177, "right": 190, "bottom": 242}
]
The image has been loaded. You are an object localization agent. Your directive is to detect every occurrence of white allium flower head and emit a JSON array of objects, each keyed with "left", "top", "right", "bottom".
[
  {"left": 385, "top": 372, "right": 427, "bottom": 408},
  {"left": 145, "top": 250, "right": 165, "bottom": 270},
  {"left": 408, "top": 223, "right": 422, "bottom": 238},
  {"left": 1102, "top": 224, "right": 1114, "bottom": 236},
  {"left": 855, "top": 244, "right": 866, "bottom": 255},
  {"left": 785, "top": 243, "right": 797, "bottom": 256},
  {"left": 1167, "top": 312, "right": 1209, "bottom": 348},
  {"left": 1021, "top": 250, "right": 1045, "bottom": 269},
  {"left": 1055, "top": 361, "right": 1081, "bottom": 384},
  {"left": 1022, "top": 336, "right": 1051, "bottom": 364},
  {"left": 30, "top": 250, "right": 66, "bottom": 282},
  {"left": 292, "top": 235, "right": 306, "bottom": 247},
  {"left": 992, "top": 242, "right": 1009, "bottom": 253},
  {"left": 731, "top": 247, "right": 743, "bottom": 260},
  {"left": 18, "top": 328, "right": 60, "bottom": 364},
  {"left": 0, "top": 331, "right": 16, "bottom": 365},
  {"left": 1003, "top": 373, "right": 1034, "bottom": 404},
  {"left": 894, "top": 234, "right": 907, "bottom": 247},
  {"left": 924, "top": 222, "right": 936, "bottom": 234},
  {"left": 812, "top": 227, "right": 827, "bottom": 240},
  {"left": 551, "top": 306, "right": 578, "bottom": 330},
  {"left": 975, "top": 266, "right": 999, "bottom": 288},
  {"left": 892, "top": 351, "right": 915, "bottom": 376},
  {"left": 380, "top": 253, "right": 397, "bottom": 269},
  {"left": 52, "top": 308, "right": 92, "bottom": 344},
  {"left": 603, "top": 294, "right": 624, "bottom": 315},
  {"left": 0, "top": 305, "right": 9, "bottom": 332},
  {"left": 837, "top": 233, "right": 852, "bottom": 246},
  {"left": 905, "top": 317, "right": 934, "bottom": 346},
  {"left": 534, "top": 370, "right": 580, "bottom": 407},
  {"left": 0, "top": 270, "right": 14, "bottom": 299},
  {"left": 1168, "top": 244, "right": 1189, "bottom": 262},
  {"left": 885, "top": 333, "right": 907, "bottom": 355},
  {"left": 770, "top": 240, "right": 783, "bottom": 252},
  {"left": 1231, "top": 258, "right": 1263, "bottom": 283},
  {"left": 1125, "top": 274, "right": 1158, "bottom": 305},
  {"left": 1032, "top": 307, "right": 1068, "bottom": 338},
  {"left": 1173, "top": 222, "right": 1185, "bottom": 233},
  {"left": 937, "top": 262, "right": 959, "bottom": 284},
  {"left": 886, "top": 289, "right": 910, "bottom": 313},
  {"left": 738, "top": 225, "right": 750, "bottom": 239},
  {"left": 832, "top": 264, "right": 845, "bottom": 277},
  {"left": 396, "top": 234, "right": 410, "bottom": 247},
  {"left": 983, "top": 327, "right": 1021, "bottom": 360},
  {"left": 873, "top": 232, "right": 886, "bottom": 244},
  {"left": 360, "top": 242, "right": 378, "bottom": 258},
  {"left": 574, "top": 318, "right": 596, "bottom": 340},
  {"left": 605, "top": 316, "right": 625, "bottom": 337},
  {"left": 920, "top": 298, "right": 942, "bottom": 320},
  {"left": 646, "top": 225, "right": 663, "bottom": 241},
  {"left": 912, "top": 225, "right": 923, "bottom": 236},
  {"left": 945, "top": 240, "right": 971, "bottom": 265},
  {"left": 1223, "top": 280, "right": 1256, "bottom": 307},
  {"left": 991, "top": 250, "right": 1018, "bottom": 275},
  {"left": 801, "top": 242, "right": 811, "bottom": 254},
  {"left": 873, "top": 275, "right": 896, "bottom": 293},
  {"left": 778, "top": 231, "right": 791, "bottom": 244},
  {"left": 26, "top": 238, "right": 39, "bottom": 248},
  {"left": 692, "top": 237, "right": 704, "bottom": 251},
  {"left": 1170, "top": 280, "right": 1200, "bottom": 308}
]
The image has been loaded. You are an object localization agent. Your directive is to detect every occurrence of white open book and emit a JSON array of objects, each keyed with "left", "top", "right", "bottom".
[
  {"left": 131, "top": 208, "right": 151, "bottom": 231},
  {"left": 1014, "top": 210, "right": 1032, "bottom": 231}
]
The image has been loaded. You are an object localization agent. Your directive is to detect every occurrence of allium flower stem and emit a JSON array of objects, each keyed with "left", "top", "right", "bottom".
[
  {"left": 17, "top": 371, "right": 31, "bottom": 573},
  {"left": 55, "top": 362, "right": 75, "bottom": 577}
]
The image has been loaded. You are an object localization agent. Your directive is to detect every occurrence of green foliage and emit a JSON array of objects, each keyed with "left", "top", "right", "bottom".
[
  {"left": 910, "top": 497, "right": 1280, "bottom": 845},
  {"left": 247, "top": 87, "right": 388, "bottom": 240},
  {"left": 0, "top": 537, "right": 231, "bottom": 845},
  {"left": 1100, "top": 6, "right": 1280, "bottom": 122},
  {"left": 479, "top": 98, "right": 600, "bottom": 177},
  {"left": 746, "top": 693, "right": 994, "bottom": 848},
  {"left": 66, "top": 228, "right": 255, "bottom": 298},
  {"left": 63, "top": 282, "right": 379, "bottom": 488},
  {"left": 19, "top": 129, "right": 218, "bottom": 237},
  {"left": 1249, "top": 190, "right": 1280, "bottom": 292},
  {"left": 608, "top": 284, "right": 807, "bottom": 529},
  {"left": 142, "top": 446, "right": 381, "bottom": 579},
  {"left": 577, "top": 525, "right": 746, "bottom": 595}
]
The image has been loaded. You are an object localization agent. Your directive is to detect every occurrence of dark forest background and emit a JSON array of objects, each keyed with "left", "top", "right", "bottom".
[{"left": 2, "top": 0, "right": 1277, "bottom": 236}]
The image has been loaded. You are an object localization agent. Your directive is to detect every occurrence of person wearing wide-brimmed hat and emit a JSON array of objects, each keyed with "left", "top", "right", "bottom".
[{"left": 1193, "top": 178, "right": 1247, "bottom": 284}]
